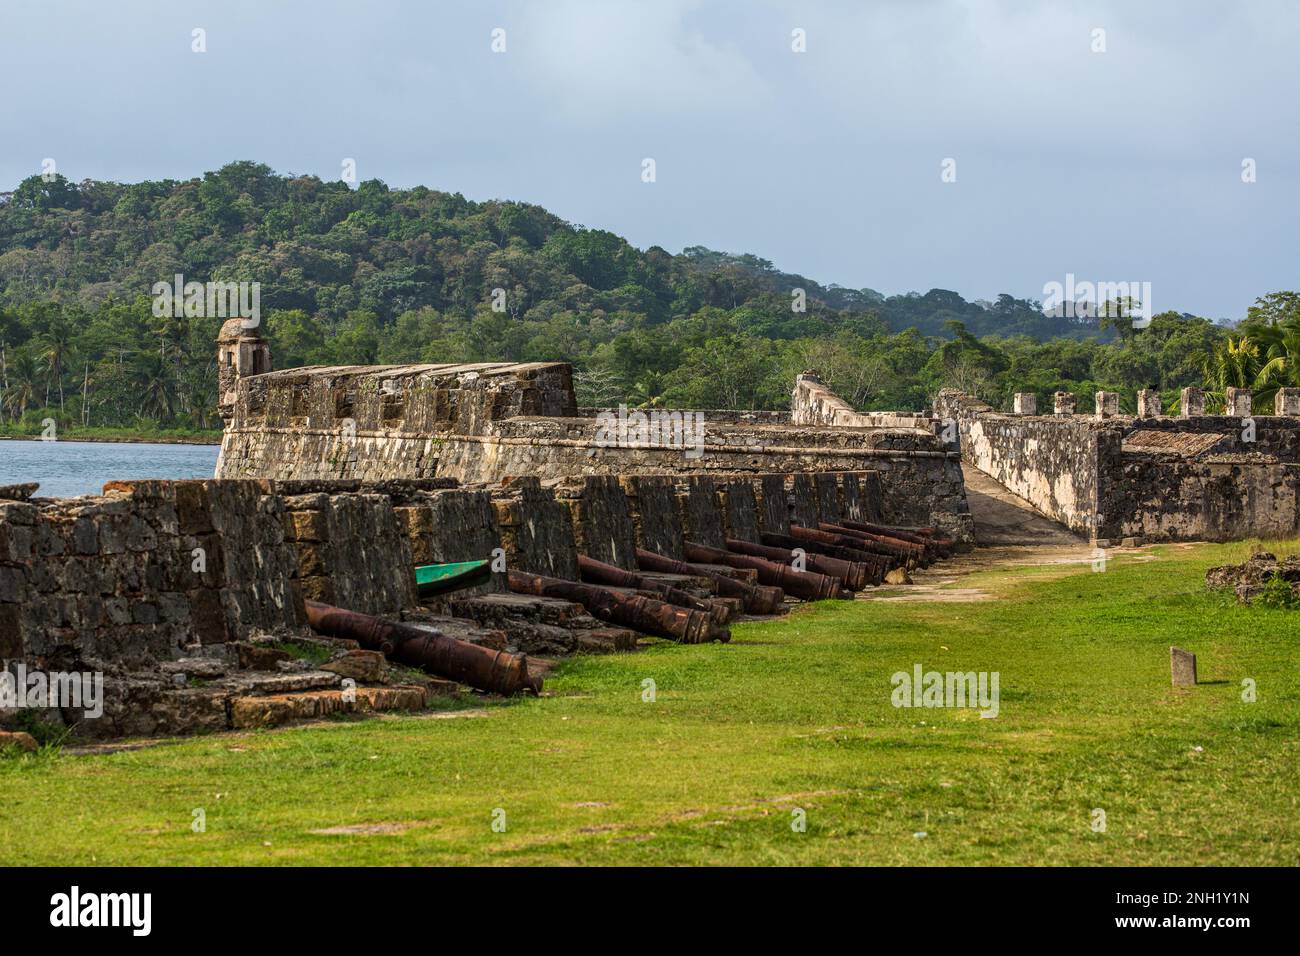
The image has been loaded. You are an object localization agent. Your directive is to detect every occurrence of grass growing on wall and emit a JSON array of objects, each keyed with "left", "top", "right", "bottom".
[
  {"left": 0, "top": 540, "right": 1296, "bottom": 865},
  {"left": 0, "top": 423, "right": 222, "bottom": 444}
]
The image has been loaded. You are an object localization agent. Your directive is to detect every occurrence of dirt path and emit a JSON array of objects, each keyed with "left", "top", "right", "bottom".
[{"left": 861, "top": 465, "right": 1097, "bottom": 603}]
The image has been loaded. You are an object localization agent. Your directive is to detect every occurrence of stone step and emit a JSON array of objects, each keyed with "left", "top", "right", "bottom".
[
  {"left": 574, "top": 627, "right": 640, "bottom": 653},
  {"left": 229, "top": 685, "right": 429, "bottom": 729},
  {"left": 451, "top": 591, "right": 589, "bottom": 628},
  {"left": 398, "top": 611, "right": 509, "bottom": 650},
  {"left": 217, "top": 670, "right": 343, "bottom": 696}
]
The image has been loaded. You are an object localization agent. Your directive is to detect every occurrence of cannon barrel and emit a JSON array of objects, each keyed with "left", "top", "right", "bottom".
[
  {"left": 304, "top": 600, "right": 541, "bottom": 696},
  {"left": 759, "top": 531, "right": 891, "bottom": 582},
  {"left": 787, "top": 524, "right": 904, "bottom": 562},
  {"left": 838, "top": 519, "right": 953, "bottom": 558},
  {"left": 683, "top": 542, "right": 850, "bottom": 601},
  {"left": 507, "top": 570, "right": 727, "bottom": 644},
  {"left": 634, "top": 548, "right": 785, "bottom": 614},
  {"left": 818, "top": 522, "right": 926, "bottom": 562},
  {"left": 578, "top": 554, "right": 736, "bottom": 624},
  {"left": 724, "top": 538, "right": 869, "bottom": 591}
]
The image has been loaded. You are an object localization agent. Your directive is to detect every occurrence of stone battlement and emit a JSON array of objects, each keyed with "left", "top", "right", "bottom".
[{"left": 216, "top": 350, "right": 971, "bottom": 538}]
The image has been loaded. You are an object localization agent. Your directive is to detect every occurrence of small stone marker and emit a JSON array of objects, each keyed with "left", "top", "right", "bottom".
[
  {"left": 1136, "top": 389, "right": 1162, "bottom": 419},
  {"left": 1170, "top": 646, "right": 1197, "bottom": 686},
  {"left": 1012, "top": 392, "right": 1037, "bottom": 415},
  {"left": 1054, "top": 391, "right": 1077, "bottom": 416}
]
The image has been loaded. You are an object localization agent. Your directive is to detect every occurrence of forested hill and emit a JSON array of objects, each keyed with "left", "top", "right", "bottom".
[
  {"left": 0, "top": 161, "right": 1088, "bottom": 340},
  {"left": 0, "top": 162, "right": 1275, "bottom": 434}
]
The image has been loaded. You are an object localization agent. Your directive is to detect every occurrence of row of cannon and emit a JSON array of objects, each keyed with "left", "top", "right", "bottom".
[{"left": 305, "top": 518, "right": 953, "bottom": 696}]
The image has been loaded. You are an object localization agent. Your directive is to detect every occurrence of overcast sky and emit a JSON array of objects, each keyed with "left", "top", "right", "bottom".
[{"left": 2, "top": 0, "right": 1296, "bottom": 318}]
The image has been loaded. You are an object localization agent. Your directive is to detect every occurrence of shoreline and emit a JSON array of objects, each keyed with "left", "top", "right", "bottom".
[{"left": 0, "top": 434, "right": 222, "bottom": 447}]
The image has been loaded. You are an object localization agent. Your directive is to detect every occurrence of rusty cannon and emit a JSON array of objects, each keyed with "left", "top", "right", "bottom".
[
  {"left": 683, "top": 542, "right": 851, "bottom": 601},
  {"left": 304, "top": 600, "right": 542, "bottom": 696},
  {"left": 818, "top": 522, "right": 926, "bottom": 563},
  {"left": 764, "top": 530, "right": 899, "bottom": 574},
  {"left": 758, "top": 531, "right": 890, "bottom": 583},
  {"left": 838, "top": 519, "right": 953, "bottom": 558},
  {"left": 578, "top": 554, "right": 738, "bottom": 624},
  {"left": 789, "top": 524, "right": 912, "bottom": 565},
  {"left": 723, "top": 538, "right": 871, "bottom": 591},
  {"left": 634, "top": 548, "right": 785, "bottom": 615},
  {"left": 507, "top": 570, "right": 727, "bottom": 644}
]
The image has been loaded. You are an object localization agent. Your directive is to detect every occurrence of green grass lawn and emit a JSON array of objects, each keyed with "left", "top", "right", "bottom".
[{"left": 2, "top": 539, "right": 1297, "bottom": 866}]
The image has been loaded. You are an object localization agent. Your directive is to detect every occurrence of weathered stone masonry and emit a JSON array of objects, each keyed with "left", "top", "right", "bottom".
[
  {"left": 936, "top": 388, "right": 1300, "bottom": 543},
  {"left": 0, "top": 464, "right": 905, "bottom": 737},
  {"left": 2, "top": 331, "right": 978, "bottom": 741},
  {"left": 215, "top": 336, "right": 971, "bottom": 542}
]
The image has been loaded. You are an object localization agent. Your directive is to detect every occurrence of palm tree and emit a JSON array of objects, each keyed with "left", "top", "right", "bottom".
[
  {"left": 1250, "top": 317, "right": 1300, "bottom": 408},
  {"left": 1203, "top": 336, "right": 1261, "bottom": 411},
  {"left": 131, "top": 352, "right": 177, "bottom": 423},
  {"left": 2, "top": 351, "right": 37, "bottom": 421},
  {"left": 36, "top": 317, "right": 75, "bottom": 412},
  {"left": 627, "top": 371, "right": 666, "bottom": 409}
]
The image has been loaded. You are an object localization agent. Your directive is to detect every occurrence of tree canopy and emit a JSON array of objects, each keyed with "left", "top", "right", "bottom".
[{"left": 0, "top": 162, "right": 1287, "bottom": 432}]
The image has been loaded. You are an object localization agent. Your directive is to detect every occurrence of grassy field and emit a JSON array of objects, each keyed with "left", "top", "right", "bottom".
[{"left": 2, "top": 539, "right": 1297, "bottom": 866}]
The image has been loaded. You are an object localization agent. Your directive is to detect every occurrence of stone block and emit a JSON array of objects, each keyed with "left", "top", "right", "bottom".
[
  {"left": 174, "top": 481, "right": 214, "bottom": 535},
  {"left": 1180, "top": 387, "right": 1205, "bottom": 418},
  {"left": 1053, "top": 391, "right": 1077, "bottom": 415},
  {"left": 0, "top": 605, "right": 24, "bottom": 657},
  {"left": 1094, "top": 391, "right": 1120, "bottom": 419},
  {"left": 295, "top": 543, "right": 329, "bottom": 577},
  {"left": 786, "top": 473, "right": 819, "bottom": 529},
  {"left": 320, "top": 493, "right": 419, "bottom": 612},
  {"left": 1137, "top": 389, "right": 1162, "bottom": 419},
  {"left": 1012, "top": 392, "right": 1037, "bottom": 415},
  {"left": 718, "top": 478, "right": 761, "bottom": 543},
  {"left": 299, "top": 576, "right": 335, "bottom": 605},
  {"left": 620, "top": 476, "right": 684, "bottom": 560},
  {"left": 680, "top": 476, "right": 725, "bottom": 549},
  {"left": 565, "top": 477, "right": 637, "bottom": 570},
  {"left": 1274, "top": 388, "right": 1300, "bottom": 416},
  {"left": 856, "top": 471, "right": 884, "bottom": 523},
  {"left": 236, "top": 642, "right": 293, "bottom": 670},
  {"left": 321, "top": 650, "right": 387, "bottom": 683},
  {"left": 814, "top": 472, "right": 843, "bottom": 525},
  {"left": 1170, "top": 646, "right": 1197, "bottom": 686},
  {"left": 285, "top": 509, "right": 329, "bottom": 542},
  {"left": 756, "top": 474, "right": 790, "bottom": 535},
  {"left": 491, "top": 483, "right": 579, "bottom": 581},
  {"left": 1225, "top": 387, "right": 1252, "bottom": 417}
]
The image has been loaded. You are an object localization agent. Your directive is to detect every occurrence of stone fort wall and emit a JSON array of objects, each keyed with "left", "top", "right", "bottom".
[
  {"left": 2, "top": 467, "right": 896, "bottom": 735},
  {"left": 936, "top": 387, "right": 1300, "bottom": 544},
  {"left": 217, "top": 356, "right": 972, "bottom": 539}
]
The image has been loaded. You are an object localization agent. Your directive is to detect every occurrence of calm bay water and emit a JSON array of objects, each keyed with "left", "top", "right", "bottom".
[{"left": 0, "top": 439, "right": 221, "bottom": 498}]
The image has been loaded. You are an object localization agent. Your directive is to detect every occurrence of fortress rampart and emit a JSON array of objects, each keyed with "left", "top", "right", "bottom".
[
  {"left": 2, "top": 466, "right": 905, "bottom": 738},
  {"left": 936, "top": 387, "right": 1300, "bottom": 544},
  {"left": 215, "top": 336, "right": 971, "bottom": 538}
]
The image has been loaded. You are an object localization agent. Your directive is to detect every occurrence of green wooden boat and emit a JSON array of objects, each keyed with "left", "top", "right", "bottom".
[{"left": 415, "top": 559, "right": 493, "bottom": 598}]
